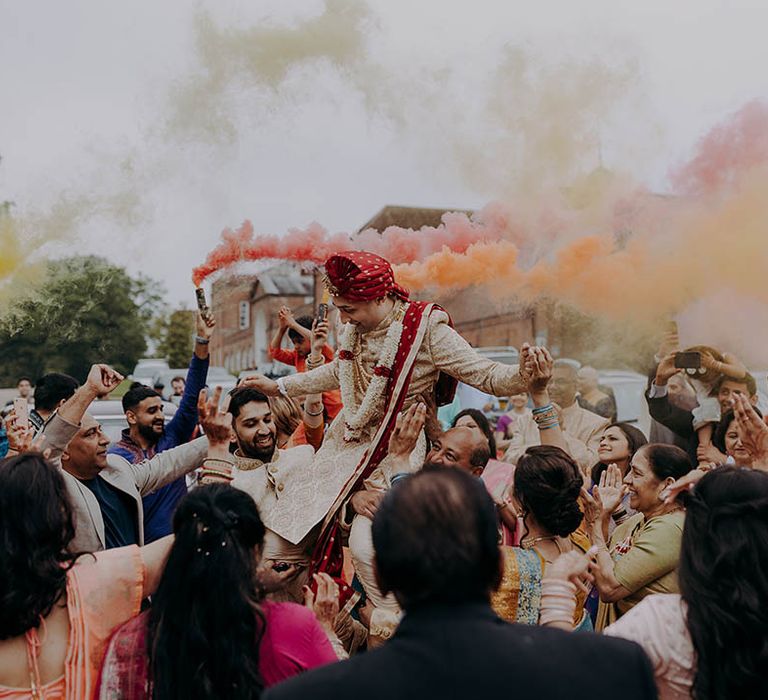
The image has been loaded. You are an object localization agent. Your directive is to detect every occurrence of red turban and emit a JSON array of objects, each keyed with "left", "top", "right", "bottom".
[{"left": 323, "top": 251, "right": 410, "bottom": 302}]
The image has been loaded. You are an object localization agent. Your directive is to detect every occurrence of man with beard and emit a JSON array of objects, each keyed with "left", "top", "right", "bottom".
[
  {"left": 109, "top": 311, "right": 215, "bottom": 542},
  {"left": 227, "top": 385, "right": 323, "bottom": 604}
]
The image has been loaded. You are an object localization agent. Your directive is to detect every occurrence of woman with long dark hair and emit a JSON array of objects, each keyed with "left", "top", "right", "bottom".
[
  {"left": 591, "top": 422, "right": 648, "bottom": 485},
  {"left": 711, "top": 406, "right": 763, "bottom": 468},
  {"left": 588, "top": 423, "right": 649, "bottom": 538},
  {"left": 604, "top": 467, "right": 768, "bottom": 698},
  {"left": 0, "top": 453, "right": 172, "bottom": 699},
  {"left": 98, "top": 484, "right": 341, "bottom": 699}
]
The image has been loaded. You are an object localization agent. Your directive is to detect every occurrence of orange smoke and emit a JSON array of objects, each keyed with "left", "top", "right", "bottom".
[{"left": 394, "top": 101, "right": 768, "bottom": 330}]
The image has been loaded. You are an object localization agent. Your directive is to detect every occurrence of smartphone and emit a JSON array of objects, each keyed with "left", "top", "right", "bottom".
[
  {"left": 674, "top": 351, "right": 701, "bottom": 370},
  {"left": 13, "top": 398, "right": 29, "bottom": 429},
  {"left": 195, "top": 287, "right": 212, "bottom": 323},
  {"left": 315, "top": 302, "right": 328, "bottom": 325}
]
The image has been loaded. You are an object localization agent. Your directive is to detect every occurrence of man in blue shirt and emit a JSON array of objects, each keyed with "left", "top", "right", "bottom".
[{"left": 108, "top": 312, "right": 215, "bottom": 542}]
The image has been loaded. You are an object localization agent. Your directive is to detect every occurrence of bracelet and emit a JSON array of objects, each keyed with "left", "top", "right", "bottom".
[
  {"left": 532, "top": 403, "right": 554, "bottom": 414},
  {"left": 195, "top": 336, "right": 210, "bottom": 345},
  {"left": 306, "top": 355, "right": 325, "bottom": 370},
  {"left": 199, "top": 475, "right": 231, "bottom": 485},
  {"left": 198, "top": 468, "right": 233, "bottom": 481},
  {"left": 539, "top": 578, "right": 577, "bottom": 627},
  {"left": 538, "top": 421, "right": 560, "bottom": 431},
  {"left": 203, "top": 457, "right": 235, "bottom": 468},
  {"left": 305, "top": 407, "right": 325, "bottom": 417}
]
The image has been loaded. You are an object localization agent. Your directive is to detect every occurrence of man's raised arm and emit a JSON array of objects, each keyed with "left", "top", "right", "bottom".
[{"left": 44, "top": 364, "right": 123, "bottom": 461}]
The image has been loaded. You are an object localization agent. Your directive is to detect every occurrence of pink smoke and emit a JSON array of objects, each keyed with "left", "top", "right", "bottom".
[{"left": 670, "top": 100, "right": 768, "bottom": 195}]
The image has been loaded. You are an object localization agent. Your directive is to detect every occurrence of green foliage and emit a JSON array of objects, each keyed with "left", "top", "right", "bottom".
[
  {"left": 0, "top": 256, "right": 166, "bottom": 383},
  {"left": 157, "top": 308, "right": 195, "bottom": 369}
]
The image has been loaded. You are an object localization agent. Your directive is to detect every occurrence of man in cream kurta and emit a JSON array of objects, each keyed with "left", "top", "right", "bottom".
[
  {"left": 225, "top": 385, "right": 319, "bottom": 602},
  {"left": 232, "top": 445, "right": 318, "bottom": 601},
  {"left": 245, "top": 251, "right": 526, "bottom": 632}
]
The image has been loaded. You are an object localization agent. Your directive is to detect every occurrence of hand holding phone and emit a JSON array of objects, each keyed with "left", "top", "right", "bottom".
[
  {"left": 13, "top": 398, "right": 29, "bottom": 430},
  {"left": 315, "top": 302, "right": 328, "bottom": 325},
  {"left": 674, "top": 351, "right": 702, "bottom": 370}
]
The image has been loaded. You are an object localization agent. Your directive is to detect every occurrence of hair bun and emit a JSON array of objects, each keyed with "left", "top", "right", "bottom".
[{"left": 538, "top": 477, "right": 583, "bottom": 537}]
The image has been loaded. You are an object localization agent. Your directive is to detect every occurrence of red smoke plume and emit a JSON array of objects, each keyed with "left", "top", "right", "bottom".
[{"left": 191, "top": 209, "right": 509, "bottom": 286}]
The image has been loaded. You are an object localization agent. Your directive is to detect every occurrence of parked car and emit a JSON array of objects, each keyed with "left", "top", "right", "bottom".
[
  {"left": 206, "top": 366, "right": 238, "bottom": 398},
  {"left": 239, "top": 363, "right": 297, "bottom": 382},
  {"left": 131, "top": 358, "right": 169, "bottom": 388},
  {"left": 596, "top": 369, "right": 650, "bottom": 437},
  {"left": 89, "top": 398, "right": 177, "bottom": 444}
]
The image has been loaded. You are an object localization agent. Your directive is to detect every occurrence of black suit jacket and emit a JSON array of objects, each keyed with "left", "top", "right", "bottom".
[
  {"left": 644, "top": 371, "right": 698, "bottom": 463},
  {"left": 263, "top": 602, "right": 657, "bottom": 700}
]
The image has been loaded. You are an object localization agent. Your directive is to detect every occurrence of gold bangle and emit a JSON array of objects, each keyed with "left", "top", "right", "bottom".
[
  {"left": 203, "top": 457, "right": 234, "bottom": 467},
  {"left": 199, "top": 468, "right": 233, "bottom": 481},
  {"left": 199, "top": 475, "right": 231, "bottom": 485}
]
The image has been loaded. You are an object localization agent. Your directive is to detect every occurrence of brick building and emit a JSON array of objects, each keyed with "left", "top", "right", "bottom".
[{"left": 209, "top": 264, "right": 314, "bottom": 374}]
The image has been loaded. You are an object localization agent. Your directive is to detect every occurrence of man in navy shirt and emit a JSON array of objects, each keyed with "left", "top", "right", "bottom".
[{"left": 108, "top": 311, "right": 215, "bottom": 542}]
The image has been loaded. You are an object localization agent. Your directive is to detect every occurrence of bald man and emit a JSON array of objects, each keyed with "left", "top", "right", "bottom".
[
  {"left": 424, "top": 426, "right": 491, "bottom": 476},
  {"left": 357, "top": 423, "right": 492, "bottom": 643}
]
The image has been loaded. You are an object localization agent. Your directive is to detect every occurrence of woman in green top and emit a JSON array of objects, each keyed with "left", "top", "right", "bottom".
[{"left": 582, "top": 443, "right": 694, "bottom": 631}]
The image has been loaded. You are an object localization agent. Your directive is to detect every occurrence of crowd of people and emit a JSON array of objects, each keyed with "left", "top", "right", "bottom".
[{"left": 1, "top": 249, "right": 767, "bottom": 699}]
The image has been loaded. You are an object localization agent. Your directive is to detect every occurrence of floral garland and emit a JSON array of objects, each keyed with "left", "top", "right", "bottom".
[{"left": 338, "top": 304, "right": 407, "bottom": 442}]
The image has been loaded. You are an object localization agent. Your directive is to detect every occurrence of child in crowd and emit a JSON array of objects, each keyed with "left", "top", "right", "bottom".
[{"left": 681, "top": 345, "right": 747, "bottom": 462}]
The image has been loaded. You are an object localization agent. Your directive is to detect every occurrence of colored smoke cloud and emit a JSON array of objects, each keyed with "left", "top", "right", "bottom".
[
  {"left": 191, "top": 208, "right": 516, "bottom": 286},
  {"left": 194, "top": 100, "right": 768, "bottom": 364},
  {"left": 394, "top": 101, "right": 768, "bottom": 363},
  {"left": 167, "top": 0, "right": 371, "bottom": 143}
]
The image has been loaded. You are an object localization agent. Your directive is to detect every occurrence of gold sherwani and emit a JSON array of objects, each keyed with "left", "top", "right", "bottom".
[
  {"left": 231, "top": 445, "right": 318, "bottom": 561},
  {"left": 276, "top": 300, "right": 524, "bottom": 544},
  {"left": 503, "top": 403, "right": 609, "bottom": 472}
]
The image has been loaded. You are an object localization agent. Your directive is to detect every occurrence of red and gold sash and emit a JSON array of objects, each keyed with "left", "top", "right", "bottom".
[{"left": 309, "top": 301, "right": 456, "bottom": 602}]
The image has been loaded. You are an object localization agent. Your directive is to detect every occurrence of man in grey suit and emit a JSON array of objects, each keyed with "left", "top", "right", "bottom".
[{"left": 42, "top": 364, "right": 211, "bottom": 553}]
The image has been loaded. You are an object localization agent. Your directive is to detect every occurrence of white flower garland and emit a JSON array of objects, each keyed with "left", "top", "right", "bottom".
[{"left": 338, "top": 305, "right": 407, "bottom": 442}]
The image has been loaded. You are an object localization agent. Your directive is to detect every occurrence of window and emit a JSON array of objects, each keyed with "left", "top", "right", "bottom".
[{"left": 239, "top": 301, "right": 250, "bottom": 330}]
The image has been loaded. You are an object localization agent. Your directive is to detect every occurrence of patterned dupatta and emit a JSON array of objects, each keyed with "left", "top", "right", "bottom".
[
  {"left": 94, "top": 614, "right": 150, "bottom": 700},
  {"left": 308, "top": 301, "right": 456, "bottom": 607}
]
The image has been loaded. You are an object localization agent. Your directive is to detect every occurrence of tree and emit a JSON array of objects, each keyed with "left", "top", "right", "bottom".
[
  {"left": 0, "top": 256, "right": 167, "bottom": 383},
  {"left": 157, "top": 308, "right": 196, "bottom": 368}
]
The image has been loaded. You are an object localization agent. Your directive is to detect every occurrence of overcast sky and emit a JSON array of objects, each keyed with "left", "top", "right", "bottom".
[{"left": 2, "top": 0, "right": 768, "bottom": 306}]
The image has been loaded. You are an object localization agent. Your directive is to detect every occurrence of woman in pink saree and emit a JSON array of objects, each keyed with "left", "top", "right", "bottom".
[{"left": 97, "top": 483, "right": 343, "bottom": 699}]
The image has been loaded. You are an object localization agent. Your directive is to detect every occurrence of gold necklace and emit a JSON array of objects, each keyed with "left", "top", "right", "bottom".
[{"left": 520, "top": 534, "right": 558, "bottom": 549}]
